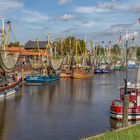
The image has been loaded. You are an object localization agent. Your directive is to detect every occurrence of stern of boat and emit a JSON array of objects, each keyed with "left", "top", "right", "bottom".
[{"left": 110, "top": 100, "right": 123, "bottom": 120}]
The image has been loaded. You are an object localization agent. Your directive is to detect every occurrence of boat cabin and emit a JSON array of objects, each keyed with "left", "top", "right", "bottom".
[{"left": 120, "top": 83, "right": 140, "bottom": 107}]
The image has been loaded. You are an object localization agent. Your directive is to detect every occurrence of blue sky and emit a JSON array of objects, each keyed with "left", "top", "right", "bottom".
[{"left": 0, "top": 0, "right": 140, "bottom": 44}]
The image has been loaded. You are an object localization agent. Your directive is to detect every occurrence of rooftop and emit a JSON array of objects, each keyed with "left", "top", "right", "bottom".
[{"left": 24, "top": 40, "right": 50, "bottom": 49}]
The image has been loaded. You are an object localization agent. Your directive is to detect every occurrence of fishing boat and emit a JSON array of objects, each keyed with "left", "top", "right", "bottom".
[
  {"left": 72, "top": 68, "right": 93, "bottom": 79},
  {"left": 127, "top": 59, "right": 138, "bottom": 69},
  {"left": 94, "top": 41, "right": 114, "bottom": 74},
  {"left": 110, "top": 83, "right": 140, "bottom": 120},
  {"left": 110, "top": 20, "right": 140, "bottom": 121},
  {"left": 0, "top": 18, "right": 21, "bottom": 99},
  {"left": 71, "top": 57, "right": 93, "bottom": 79},
  {"left": 94, "top": 63, "right": 114, "bottom": 74},
  {"left": 110, "top": 33, "right": 140, "bottom": 120},
  {"left": 26, "top": 57, "right": 61, "bottom": 85},
  {"left": 60, "top": 67, "right": 72, "bottom": 78},
  {"left": 60, "top": 56, "right": 72, "bottom": 78},
  {"left": 0, "top": 73, "right": 21, "bottom": 99},
  {"left": 26, "top": 33, "right": 62, "bottom": 85},
  {"left": 113, "top": 60, "right": 126, "bottom": 71},
  {"left": 127, "top": 43, "right": 138, "bottom": 69},
  {"left": 71, "top": 39, "right": 93, "bottom": 79},
  {"left": 113, "top": 66, "right": 126, "bottom": 71},
  {"left": 26, "top": 74, "right": 60, "bottom": 85},
  {"left": 112, "top": 42, "right": 126, "bottom": 71}
]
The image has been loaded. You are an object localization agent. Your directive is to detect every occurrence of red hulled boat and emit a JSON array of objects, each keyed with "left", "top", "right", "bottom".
[
  {"left": 110, "top": 83, "right": 140, "bottom": 120},
  {"left": 0, "top": 73, "right": 21, "bottom": 99}
]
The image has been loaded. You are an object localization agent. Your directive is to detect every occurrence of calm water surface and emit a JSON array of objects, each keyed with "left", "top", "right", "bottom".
[{"left": 0, "top": 70, "right": 138, "bottom": 140}]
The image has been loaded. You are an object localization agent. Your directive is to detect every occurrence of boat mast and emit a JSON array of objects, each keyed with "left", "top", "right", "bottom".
[
  {"left": 5, "top": 21, "right": 11, "bottom": 48},
  {"left": 1, "top": 17, "right": 5, "bottom": 50},
  {"left": 76, "top": 41, "right": 78, "bottom": 64}
]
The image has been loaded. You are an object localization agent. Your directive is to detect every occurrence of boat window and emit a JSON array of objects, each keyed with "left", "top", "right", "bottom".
[
  {"left": 115, "top": 101, "right": 123, "bottom": 106},
  {"left": 121, "top": 88, "right": 125, "bottom": 94},
  {"left": 138, "top": 89, "right": 140, "bottom": 94},
  {"left": 129, "top": 102, "right": 134, "bottom": 108},
  {"left": 137, "top": 96, "right": 140, "bottom": 106},
  {"left": 121, "top": 88, "right": 131, "bottom": 95},
  {"left": 126, "top": 89, "right": 131, "bottom": 95},
  {"left": 131, "top": 89, "right": 136, "bottom": 96}
]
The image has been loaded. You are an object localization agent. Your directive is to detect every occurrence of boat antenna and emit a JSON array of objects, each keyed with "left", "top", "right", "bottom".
[
  {"left": 122, "top": 29, "right": 129, "bottom": 127},
  {"left": 1, "top": 17, "right": 5, "bottom": 50}
]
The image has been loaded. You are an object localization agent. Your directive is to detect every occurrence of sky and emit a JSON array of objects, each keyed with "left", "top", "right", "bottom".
[{"left": 0, "top": 0, "right": 140, "bottom": 44}]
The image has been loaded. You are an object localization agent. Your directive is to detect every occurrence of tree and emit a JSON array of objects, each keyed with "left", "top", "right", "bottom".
[{"left": 8, "top": 41, "right": 23, "bottom": 47}]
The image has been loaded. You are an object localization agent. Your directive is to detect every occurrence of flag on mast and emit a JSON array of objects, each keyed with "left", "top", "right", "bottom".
[
  {"left": 138, "top": 18, "right": 140, "bottom": 24},
  {"left": 119, "top": 32, "right": 122, "bottom": 42}
]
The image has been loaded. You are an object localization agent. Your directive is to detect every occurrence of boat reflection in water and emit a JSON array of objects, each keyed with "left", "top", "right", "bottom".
[
  {"left": 0, "top": 94, "right": 22, "bottom": 140},
  {"left": 110, "top": 118, "right": 140, "bottom": 130}
]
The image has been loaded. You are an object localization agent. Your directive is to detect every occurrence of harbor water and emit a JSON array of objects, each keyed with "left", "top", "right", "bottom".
[{"left": 0, "top": 70, "right": 138, "bottom": 140}]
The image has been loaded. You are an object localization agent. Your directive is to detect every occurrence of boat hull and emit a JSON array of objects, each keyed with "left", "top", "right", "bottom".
[
  {"left": 72, "top": 72, "right": 93, "bottom": 79},
  {"left": 94, "top": 69, "right": 114, "bottom": 74},
  {"left": 113, "top": 66, "right": 126, "bottom": 71},
  {"left": 127, "top": 64, "right": 139, "bottom": 69},
  {"left": 0, "top": 74, "right": 21, "bottom": 100},
  {"left": 60, "top": 73, "right": 72, "bottom": 78},
  {"left": 0, "top": 88, "right": 18, "bottom": 99},
  {"left": 110, "top": 111, "right": 140, "bottom": 120},
  {"left": 110, "top": 99, "right": 140, "bottom": 121},
  {"left": 26, "top": 74, "right": 60, "bottom": 85}
]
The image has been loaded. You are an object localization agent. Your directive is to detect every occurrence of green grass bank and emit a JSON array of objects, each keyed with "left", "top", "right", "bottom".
[{"left": 82, "top": 124, "right": 140, "bottom": 140}]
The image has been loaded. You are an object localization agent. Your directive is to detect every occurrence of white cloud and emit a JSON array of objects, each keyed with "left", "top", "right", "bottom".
[
  {"left": 25, "top": 25, "right": 44, "bottom": 31},
  {"left": 82, "top": 21, "right": 95, "bottom": 28},
  {"left": 63, "top": 28, "right": 76, "bottom": 33},
  {"left": 59, "top": 14, "right": 76, "bottom": 21},
  {"left": 76, "top": 6, "right": 96, "bottom": 14},
  {"left": 122, "top": 31, "right": 138, "bottom": 40},
  {"left": 129, "top": 3, "right": 140, "bottom": 13},
  {"left": 58, "top": 0, "right": 72, "bottom": 5},
  {"left": 75, "top": 0, "right": 119, "bottom": 14},
  {"left": 98, "top": 1, "right": 117, "bottom": 10},
  {"left": 111, "top": 23, "right": 136, "bottom": 29},
  {"left": 21, "top": 10, "right": 50, "bottom": 24},
  {"left": 0, "top": 0, "right": 23, "bottom": 13}
]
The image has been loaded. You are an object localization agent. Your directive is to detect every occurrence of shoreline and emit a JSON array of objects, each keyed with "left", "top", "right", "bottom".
[{"left": 82, "top": 123, "right": 140, "bottom": 140}]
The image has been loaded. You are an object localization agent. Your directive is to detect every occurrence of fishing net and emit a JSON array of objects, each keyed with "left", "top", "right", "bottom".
[{"left": 0, "top": 49, "right": 19, "bottom": 72}]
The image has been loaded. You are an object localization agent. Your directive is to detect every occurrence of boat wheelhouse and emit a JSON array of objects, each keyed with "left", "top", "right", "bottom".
[
  {"left": 72, "top": 67, "right": 93, "bottom": 79},
  {"left": 60, "top": 64, "right": 72, "bottom": 78},
  {"left": 94, "top": 63, "right": 114, "bottom": 74},
  {"left": 113, "top": 60, "right": 126, "bottom": 71},
  {"left": 110, "top": 83, "right": 140, "bottom": 120},
  {"left": 127, "top": 59, "right": 138, "bottom": 69}
]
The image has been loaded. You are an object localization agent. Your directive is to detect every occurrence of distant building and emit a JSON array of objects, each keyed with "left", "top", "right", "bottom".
[{"left": 24, "top": 40, "right": 52, "bottom": 51}]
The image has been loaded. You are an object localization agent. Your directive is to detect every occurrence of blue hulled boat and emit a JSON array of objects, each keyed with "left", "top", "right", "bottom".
[
  {"left": 127, "top": 63, "right": 139, "bottom": 69},
  {"left": 94, "top": 68, "right": 114, "bottom": 74},
  {"left": 127, "top": 59, "right": 139, "bottom": 69},
  {"left": 94, "top": 63, "right": 114, "bottom": 74},
  {"left": 26, "top": 74, "right": 60, "bottom": 85}
]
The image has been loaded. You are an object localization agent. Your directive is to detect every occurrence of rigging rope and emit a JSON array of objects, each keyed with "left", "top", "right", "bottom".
[{"left": 11, "top": 28, "right": 17, "bottom": 42}]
